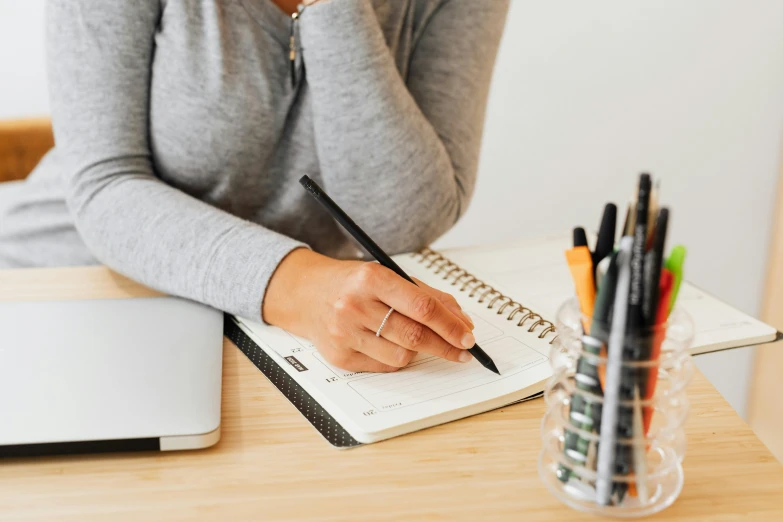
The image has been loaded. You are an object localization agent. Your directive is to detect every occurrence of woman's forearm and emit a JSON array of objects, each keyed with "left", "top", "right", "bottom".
[
  {"left": 301, "top": 0, "right": 460, "bottom": 253},
  {"left": 48, "top": 0, "right": 305, "bottom": 320},
  {"left": 66, "top": 163, "right": 305, "bottom": 320},
  {"left": 300, "top": 0, "right": 509, "bottom": 253}
]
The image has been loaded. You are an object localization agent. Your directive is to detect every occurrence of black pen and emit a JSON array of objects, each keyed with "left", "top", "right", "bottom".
[
  {"left": 614, "top": 173, "right": 652, "bottom": 503},
  {"left": 592, "top": 203, "right": 617, "bottom": 275},
  {"left": 299, "top": 175, "right": 500, "bottom": 375},
  {"left": 573, "top": 227, "right": 588, "bottom": 248},
  {"left": 628, "top": 173, "right": 651, "bottom": 331}
]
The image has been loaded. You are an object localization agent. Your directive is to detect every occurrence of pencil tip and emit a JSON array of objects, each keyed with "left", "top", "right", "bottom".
[{"left": 488, "top": 362, "right": 501, "bottom": 375}]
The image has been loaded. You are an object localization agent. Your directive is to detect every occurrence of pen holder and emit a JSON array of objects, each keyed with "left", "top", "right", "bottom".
[{"left": 538, "top": 297, "right": 694, "bottom": 518}]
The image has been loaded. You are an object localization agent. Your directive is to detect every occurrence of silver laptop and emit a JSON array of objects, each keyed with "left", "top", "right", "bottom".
[{"left": 0, "top": 297, "right": 224, "bottom": 457}]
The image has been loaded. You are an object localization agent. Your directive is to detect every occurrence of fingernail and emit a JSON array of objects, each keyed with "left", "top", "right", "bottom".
[
  {"left": 458, "top": 351, "right": 473, "bottom": 363},
  {"left": 460, "top": 311, "right": 475, "bottom": 329},
  {"left": 461, "top": 332, "right": 475, "bottom": 349}
]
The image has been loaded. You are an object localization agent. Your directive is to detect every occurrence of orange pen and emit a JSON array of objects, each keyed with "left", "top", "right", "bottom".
[{"left": 565, "top": 246, "right": 596, "bottom": 332}]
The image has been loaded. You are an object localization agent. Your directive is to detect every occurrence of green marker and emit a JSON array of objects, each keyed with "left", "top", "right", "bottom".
[{"left": 664, "top": 245, "right": 687, "bottom": 313}]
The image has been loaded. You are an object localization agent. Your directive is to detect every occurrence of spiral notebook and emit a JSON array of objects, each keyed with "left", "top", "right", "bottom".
[
  {"left": 232, "top": 235, "right": 777, "bottom": 447},
  {"left": 439, "top": 235, "right": 778, "bottom": 355}
]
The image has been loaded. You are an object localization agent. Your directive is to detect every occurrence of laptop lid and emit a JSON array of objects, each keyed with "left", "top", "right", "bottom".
[{"left": 0, "top": 297, "right": 223, "bottom": 457}]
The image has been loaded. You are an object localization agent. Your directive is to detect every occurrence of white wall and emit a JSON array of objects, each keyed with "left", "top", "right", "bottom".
[
  {"left": 435, "top": 0, "right": 783, "bottom": 418},
  {"left": 3, "top": 1, "right": 783, "bottom": 417},
  {"left": 0, "top": 1, "right": 48, "bottom": 118}
]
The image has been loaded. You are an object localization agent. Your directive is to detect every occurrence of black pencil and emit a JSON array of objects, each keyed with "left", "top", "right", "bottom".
[{"left": 299, "top": 175, "right": 500, "bottom": 375}]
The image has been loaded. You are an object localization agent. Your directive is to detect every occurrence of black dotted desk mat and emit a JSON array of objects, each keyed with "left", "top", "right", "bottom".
[{"left": 224, "top": 317, "right": 363, "bottom": 449}]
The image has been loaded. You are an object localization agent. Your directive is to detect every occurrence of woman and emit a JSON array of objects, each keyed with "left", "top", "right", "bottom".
[{"left": 0, "top": 0, "right": 509, "bottom": 372}]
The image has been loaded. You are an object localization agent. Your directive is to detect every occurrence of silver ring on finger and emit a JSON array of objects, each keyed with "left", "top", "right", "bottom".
[{"left": 376, "top": 306, "right": 394, "bottom": 337}]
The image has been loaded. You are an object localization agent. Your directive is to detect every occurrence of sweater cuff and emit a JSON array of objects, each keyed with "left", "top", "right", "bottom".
[
  {"left": 201, "top": 225, "right": 308, "bottom": 323},
  {"left": 300, "top": 0, "right": 388, "bottom": 66}
]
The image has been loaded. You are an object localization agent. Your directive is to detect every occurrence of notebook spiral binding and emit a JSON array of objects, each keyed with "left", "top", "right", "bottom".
[{"left": 414, "top": 248, "right": 558, "bottom": 345}]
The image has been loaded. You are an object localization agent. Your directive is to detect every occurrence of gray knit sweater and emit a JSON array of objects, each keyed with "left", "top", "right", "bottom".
[{"left": 0, "top": 0, "right": 508, "bottom": 320}]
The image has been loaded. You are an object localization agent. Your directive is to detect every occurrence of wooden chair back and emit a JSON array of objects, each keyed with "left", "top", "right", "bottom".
[{"left": 0, "top": 118, "right": 54, "bottom": 183}]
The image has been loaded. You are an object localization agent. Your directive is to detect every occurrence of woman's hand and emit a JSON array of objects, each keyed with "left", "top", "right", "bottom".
[{"left": 264, "top": 249, "right": 476, "bottom": 373}]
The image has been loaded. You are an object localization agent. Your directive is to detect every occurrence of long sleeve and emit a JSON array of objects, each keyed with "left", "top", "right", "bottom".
[
  {"left": 300, "top": 0, "right": 509, "bottom": 253},
  {"left": 46, "top": 1, "right": 306, "bottom": 320}
]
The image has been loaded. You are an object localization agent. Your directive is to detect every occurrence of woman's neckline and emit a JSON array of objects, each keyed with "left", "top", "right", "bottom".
[
  {"left": 240, "top": 0, "right": 294, "bottom": 46},
  {"left": 268, "top": 0, "right": 300, "bottom": 17}
]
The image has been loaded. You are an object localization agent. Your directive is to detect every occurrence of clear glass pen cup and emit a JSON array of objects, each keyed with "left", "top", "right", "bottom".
[{"left": 538, "top": 297, "right": 695, "bottom": 518}]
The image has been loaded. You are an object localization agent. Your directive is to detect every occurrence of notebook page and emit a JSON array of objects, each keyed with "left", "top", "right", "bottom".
[
  {"left": 234, "top": 254, "right": 553, "bottom": 443},
  {"left": 441, "top": 234, "right": 777, "bottom": 354},
  {"left": 673, "top": 283, "right": 777, "bottom": 354},
  {"left": 440, "top": 235, "right": 575, "bottom": 321}
]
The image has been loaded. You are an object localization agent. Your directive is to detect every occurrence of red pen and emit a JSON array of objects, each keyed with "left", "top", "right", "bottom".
[{"left": 643, "top": 269, "right": 674, "bottom": 433}]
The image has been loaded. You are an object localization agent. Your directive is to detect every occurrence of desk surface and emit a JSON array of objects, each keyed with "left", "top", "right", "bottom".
[{"left": 1, "top": 266, "right": 782, "bottom": 521}]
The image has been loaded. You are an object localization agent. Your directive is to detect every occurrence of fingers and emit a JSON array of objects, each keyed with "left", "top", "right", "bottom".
[
  {"left": 413, "top": 277, "right": 475, "bottom": 330},
  {"left": 367, "top": 266, "right": 475, "bottom": 350},
  {"left": 367, "top": 301, "right": 471, "bottom": 363},
  {"left": 318, "top": 263, "right": 477, "bottom": 374},
  {"left": 353, "top": 331, "right": 418, "bottom": 368},
  {"left": 318, "top": 342, "right": 402, "bottom": 373},
  {"left": 317, "top": 331, "right": 404, "bottom": 373}
]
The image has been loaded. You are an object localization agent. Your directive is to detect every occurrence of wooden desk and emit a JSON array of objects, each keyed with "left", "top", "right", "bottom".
[{"left": 1, "top": 267, "right": 782, "bottom": 521}]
